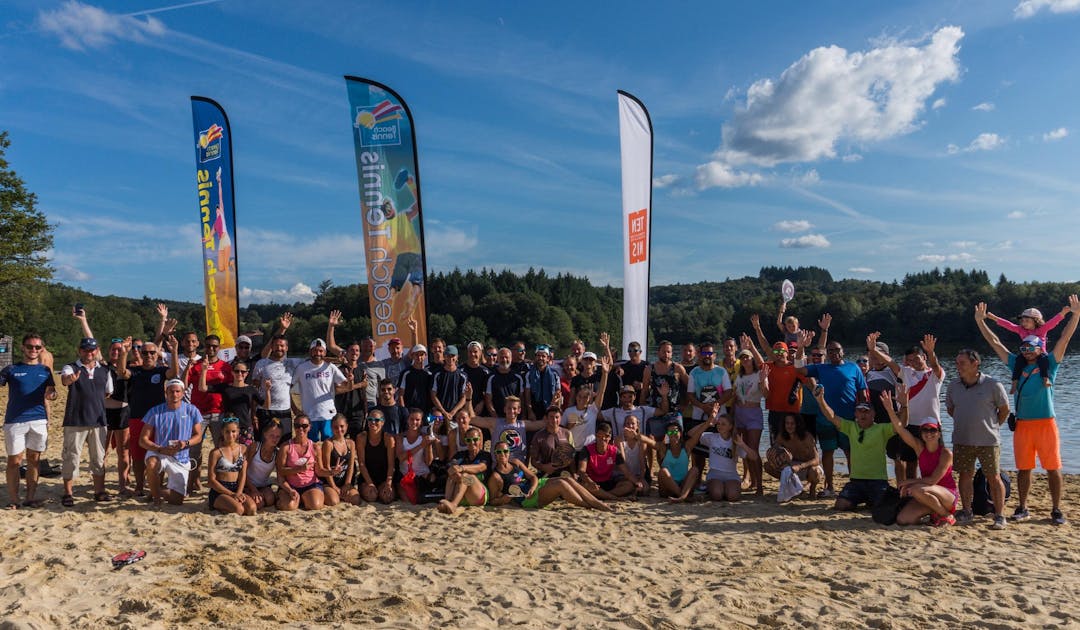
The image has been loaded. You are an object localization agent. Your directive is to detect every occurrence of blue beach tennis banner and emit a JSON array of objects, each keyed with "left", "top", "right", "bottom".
[
  {"left": 191, "top": 96, "right": 240, "bottom": 359},
  {"left": 345, "top": 77, "right": 429, "bottom": 357}
]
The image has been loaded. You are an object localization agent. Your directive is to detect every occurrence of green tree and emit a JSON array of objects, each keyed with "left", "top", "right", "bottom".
[{"left": 0, "top": 131, "right": 53, "bottom": 287}]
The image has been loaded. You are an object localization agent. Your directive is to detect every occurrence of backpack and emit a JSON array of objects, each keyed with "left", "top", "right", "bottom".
[
  {"left": 871, "top": 486, "right": 911, "bottom": 525},
  {"left": 972, "top": 468, "right": 1012, "bottom": 516}
]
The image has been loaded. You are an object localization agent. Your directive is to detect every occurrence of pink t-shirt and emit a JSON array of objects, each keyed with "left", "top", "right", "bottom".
[
  {"left": 285, "top": 440, "right": 316, "bottom": 487},
  {"left": 994, "top": 311, "right": 1065, "bottom": 347},
  {"left": 918, "top": 445, "right": 957, "bottom": 497},
  {"left": 583, "top": 442, "right": 621, "bottom": 483}
]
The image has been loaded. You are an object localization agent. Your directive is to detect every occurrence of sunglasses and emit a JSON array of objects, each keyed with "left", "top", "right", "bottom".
[
  {"left": 857, "top": 430, "right": 865, "bottom": 444},
  {"left": 295, "top": 423, "right": 311, "bottom": 429},
  {"left": 24, "top": 344, "right": 43, "bottom": 350},
  {"left": 628, "top": 349, "right": 641, "bottom": 353},
  {"left": 666, "top": 429, "right": 680, "bottom": 436},
  {"left": 486, "top": 353, "right": 497, "bottom": 358},
  {"left": 856, "top": 358, "right": 868, "bottom": 364},
  {"left": 141, "top": 350, "right": 157, "bottom": 355},
  {"left": 110, "top": 337, "right": 124, "bottom": 344},
  {"left": 772, "top": 349, "right": 786, "bottom": 355},
  {"left": 222, "top": 417, "right": 240, "bottom": 425},
  {"left": 812, "top": 353, "right": 826, "bottom": 358},
  {"left": 494, "top": 448, "right": 510, "bottom": 454},
  {"left": 368, "top": 417, "right": 384, "bottom": 423},
  {"left": 700, "top": 351, "right": 715, "bottom": 357},
  {"left": 234, "top": 369, "right": 249, "bottom": 374},
  {"left": 514, "top": 348, "right": 525, "bottom": 352},
  {"left": 464, "top": 437, "right": 482, "bottom": 444},
  {"left": 1019, "top": 345, "right": 1038, "bottom": 353},
  {"left": 921, "top": 427, "right": 940, "bottom": 434}
]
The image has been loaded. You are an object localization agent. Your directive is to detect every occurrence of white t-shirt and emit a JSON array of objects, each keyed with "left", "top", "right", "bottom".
[
  {"left": 252, "top": 357, "right": 301, "bottom": 410},
  {"left": 901, "top": 366, "right": 943, "bottom": 426},
  {"left": 601, "top": 405, "right": 657, "bottom": 437},
  {"left": 562, "top": 404, "right": 600, "bottom": 448},
  {"left": 699, "top": 432, "right": 744, "bottom": 479},
  {"left": 292, "top": 360, "right": 346, "bottom": 421},
  {"left": 734, "top": 372, "right": 763, "bottom": 405}
]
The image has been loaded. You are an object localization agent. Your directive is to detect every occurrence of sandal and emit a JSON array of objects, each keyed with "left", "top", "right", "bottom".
[
  {"left": 61, "top": 494, "right": 75, "bottom": 507},
  {"left": 21, "top": 499, "right": 44, "bottom": 508},
  {"left": 94, "top": 491, "right": 113, "bottom": 502}
]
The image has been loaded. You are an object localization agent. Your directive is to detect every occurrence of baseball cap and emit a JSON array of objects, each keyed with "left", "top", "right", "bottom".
[
  {"left": 919, "top": 419, "right": 941, "bottom": 429},
  {"left": 736, "top": 349, "right": 752, "bottom": 359},
  {"left": 772, "top": 341, "right": 788, "bottom": 350},
  {"left": 875, "top": 341, "right": 890, "bottom": 354},
  {"left": 79, "top": 337, "right": 98, "bottom": 350},
  {"left": 855, "top": 401, "right": 873, "bottom": 410},
  {"left": 309, "top": 338, "right": 327, "bottom": 349},
  {"left": 389, "top": 337, "right": 403, "bottom": 346},
  {"left": 236, "top": 335, "right": 252, "bottom": 346},
  {"left": 1021, "top": 335, "right": 1043, "bottom": 348},
  {"left": 582, "top": 351, "right": 598, "bottom": 360},
  {"left": 620, "top": 384, "right": 636, "bottom": 394},
  {"left": 467, "top": 341, "right": 483, "bottom": 350},
  {"left": 165, "top": 378, "right": 186, "bottom": 390},
  {"left": 1020, "top": 308, "right": 1043, "bottom": 320},
  {"left": 534, "top": 344, "right": 551, "bottom": 355},
  {"left": 412, "top": 344, "right": 427, "bottom": 354},
  {"left": 446, "top": 345, "right": 459, "bottom": 357}
]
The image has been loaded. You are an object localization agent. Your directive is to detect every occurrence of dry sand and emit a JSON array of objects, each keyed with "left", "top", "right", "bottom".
[{"left": 1, "top": 389, "right": 1077, "bottom": 629}]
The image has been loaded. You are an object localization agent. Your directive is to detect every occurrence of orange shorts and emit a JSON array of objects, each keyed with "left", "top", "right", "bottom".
[{"left": 1013, "top": 418, "right": 1061, "bottom": 471}]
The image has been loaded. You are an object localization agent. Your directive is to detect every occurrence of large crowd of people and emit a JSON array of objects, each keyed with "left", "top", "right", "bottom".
[{"left": 3, "top": 296, "right": 1077, "bottom": 529}]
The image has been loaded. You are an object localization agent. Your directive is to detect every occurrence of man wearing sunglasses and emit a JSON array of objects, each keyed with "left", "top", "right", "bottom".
[
  {"left": 976, "top": 297, "right": 1080, "bottom": 526},
  {"left": 126, "top": 339, "right": 175, "bottom": 496},
  {"left": 813, "top": 387, "right": 895, "bottom": 512},
  {"left": 509, "top": 342, "right": 531, "bottom": 376},
  {"left": 2, "top": 333, "right": 57, "bottom": 509},
  {"left": 687, "top": 342, "right": 734, "bottom": 471}
]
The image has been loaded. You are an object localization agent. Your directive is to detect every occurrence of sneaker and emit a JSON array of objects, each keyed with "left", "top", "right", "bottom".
[
  {"left": 991, "top": 515, "right": 1006, "bottom": 530},
  {"left": 1050, "top": 509, "right": 1066, "bottom": 525},
  {"left": 817, "top": 488, "right": 836, "bottom": 499},
  {"left": 931, "top": 513, "right": 956, "bottom": 528},
  {"left": 1011, "top": 506, "right": 1030, "bottom": 521},
  {"left": 955, "top": 509, "right": 974, "bottom": 525}
]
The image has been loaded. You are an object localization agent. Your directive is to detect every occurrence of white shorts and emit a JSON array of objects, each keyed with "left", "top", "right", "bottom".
[
  {"left": 148, "top": 453, "right": 190, "bottom": 497},
  {"left": 4, "top": 420, "right": 48, "bottom": 456}
]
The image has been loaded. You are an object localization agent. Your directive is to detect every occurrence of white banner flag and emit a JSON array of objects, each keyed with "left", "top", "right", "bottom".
[{"left": 618, "top": 91, "right": 652, "bottom": 359}]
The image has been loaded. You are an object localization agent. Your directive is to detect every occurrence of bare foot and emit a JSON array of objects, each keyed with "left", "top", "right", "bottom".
[{"left": 436, "top": 500, "right": 455, "bottom": 515}]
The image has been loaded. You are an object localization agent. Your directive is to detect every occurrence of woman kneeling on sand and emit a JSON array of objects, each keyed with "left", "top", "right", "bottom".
[
  {"left": 488, "top": 441, "right": 612, "bottom": 511},
  {"left": 687, "top": 406, "right": 759, "bottom": 501},
  {"left": 882, "top": 391, "right": 959, "bottom": 526},
  {"left": 208, "top": 417, "right": 257, "bottom": 515},
  {"left": 321, "top": 414, "right": 360, "bottom": 506},
  {"left": 764, "top": 414, "right": 822, "bottom": 498},
  {"left": 244, "top": 419, "right": 282, "bottom": 510},
  {"left": 356, "top": 410, "right": 396, "bottom": 504},
  {"left": 658, "top": 420, "right": 700, "bottom": 502},
  {"left": 436, "top": 427, "right": 491, "bottom": 514},
  {"left": 276, "top": 415, "right": 326, "bottom": 511}
]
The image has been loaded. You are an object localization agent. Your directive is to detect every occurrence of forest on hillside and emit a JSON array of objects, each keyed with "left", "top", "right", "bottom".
[{"left": 3, "top": 265, "right": 1079, "bottom": 365}]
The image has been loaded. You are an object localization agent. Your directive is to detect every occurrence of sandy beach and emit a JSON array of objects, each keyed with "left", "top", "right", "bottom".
[{"left": 1, "top": 391, "right": 1077, "bottom": 629}]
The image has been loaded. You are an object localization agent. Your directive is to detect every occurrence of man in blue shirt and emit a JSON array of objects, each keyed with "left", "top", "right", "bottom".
[
  {"left": 139, "top": 378, "right": 205, "bottom": 506},
  {"left": 976, "top": 297, "right": 1080, "bottom": 525},
  {"left": 1, "top": 334, "right": 57, "bottom": 509},
  {"left": 797, "top": 340, "right": 868, "bottom": 421}
]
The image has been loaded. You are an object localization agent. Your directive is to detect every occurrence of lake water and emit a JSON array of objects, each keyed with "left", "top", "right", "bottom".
[{"left": 765, "top": 350, "right": 1080, "bottom": 474}]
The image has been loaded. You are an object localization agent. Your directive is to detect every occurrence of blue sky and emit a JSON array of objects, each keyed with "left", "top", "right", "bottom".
[{"left": 2, "top": 0, "right": 1079, "bottom": 305}]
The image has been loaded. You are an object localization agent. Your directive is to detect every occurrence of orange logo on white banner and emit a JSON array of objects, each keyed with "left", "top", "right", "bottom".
[{"left": 628, "top": 208, "right": 648, "bottom": 264}]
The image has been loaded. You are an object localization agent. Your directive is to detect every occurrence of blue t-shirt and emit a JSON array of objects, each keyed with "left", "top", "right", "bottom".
[
  {"left": 1, "top": 363, "right": 54, "bottom": 424},
  {"left": 803, "top": 362, "right": 867, "bottom": 419},
  {"left": 1009, "top": 353, "right": 1058, "bottom": 419},
  {"left": 142, "top": 401, "right": 204, "bottom": 464}
]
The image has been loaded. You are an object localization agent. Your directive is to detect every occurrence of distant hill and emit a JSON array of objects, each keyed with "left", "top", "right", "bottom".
[{"left": 3, "top": 267, "right": 1077, "bottom": 364}]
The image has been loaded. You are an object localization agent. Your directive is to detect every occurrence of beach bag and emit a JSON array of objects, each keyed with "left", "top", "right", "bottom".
[
  {"left": 777, "top": 466, "right": 803, "bottom": 503},
  {"left": 400, "top": 459, "right": 420, "bottom": 505},
  {"left": 972, "top": 468, "right": 1012, "bottom": 516},
  {"left": 871, "top": 486, "right": 907, "bottom": 525}
]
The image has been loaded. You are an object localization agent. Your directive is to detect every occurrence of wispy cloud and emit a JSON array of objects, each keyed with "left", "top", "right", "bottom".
[
  {"left": 947, "top": 132, "right": 1004, "bottom": 154},
  {"left": 972, "top": 102, "right": 995, "bottom": 112},
  {"left": 773, "top": 220, "right": 814, "bottom": 233},
  {"left": 38, "top": 1, "right": 165, "bottom": 50},
  {"left": 694, "top": 162, "right": 765, "bottom": 189},
  {"left": 916, "top": 252, "right": 976, "bottom": 263},
  {"left": 1043, "top": 127, "right": 1069, "bottom": 142},
  {"left": 848, "top": 267, "right": 874, "bottom": 273},
  {"left": 932, "top": 98, "right": 947, "bottom": 110},
  {"left": 780, "top": 234, "right": 831, "bottom": 248},
  {"left": 1007, "top": 210, "right": 1026, "bottom": 219},
  {"left": 1015, "top": 0, "right": 1080, "bottom": 19},
  {"left": 842, "top": 153, "right": 863, "bottom": 163},
  {"left": 653, "top": 174, "right": 681, "bottom": 189}
]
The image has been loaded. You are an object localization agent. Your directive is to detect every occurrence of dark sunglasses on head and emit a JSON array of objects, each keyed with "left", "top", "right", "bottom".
[{"left": 110, "top": 337, "right": 124, "bottom": 344}]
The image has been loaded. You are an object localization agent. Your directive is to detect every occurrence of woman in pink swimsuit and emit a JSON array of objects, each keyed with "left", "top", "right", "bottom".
[
  {"left": 882, "top": 392, "right": 959, "bottom": 526},
  {"left": 275, "top": 414, "right": 326, "bottom": 511}
]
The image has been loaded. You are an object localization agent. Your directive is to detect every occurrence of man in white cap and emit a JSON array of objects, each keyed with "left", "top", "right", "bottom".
[
  {"left": 59, "top": 337, "right": 113, "bottom": 506},
  {"left": 230, "top": 335, "right": 254, "bottom": 369},
  {"left": 291, "top": 339, "right": 357, "bottom": 442},
  {"left": 398, "top": 344, "right": 432, "bottom": 415},
  {"left": 140, "top": 378, "right": 204, "bottom": 506}
]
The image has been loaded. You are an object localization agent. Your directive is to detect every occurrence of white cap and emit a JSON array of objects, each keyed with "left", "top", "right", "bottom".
[
  {"left": 236, "top": 335, "right": 252, "bottom": 345},
  {"left": 582, "top": 351, "right": 598, "bottom": 360},
  {"left": 412, "top": 344, "right": 428, "bottom": 354},
  {"left": 310, "top": 338, "right": 327, "bottom": 349}
]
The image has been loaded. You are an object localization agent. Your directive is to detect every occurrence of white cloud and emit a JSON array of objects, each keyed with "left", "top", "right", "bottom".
[
  {"left": 779, "top": 234, "right": 831, "bottom": 248},
  {"left": 949, "top": 132, "right": 1005, "bottom": 154},
  {"left": 773, "top": 220, "right": 814, "bottom": 233},
  {"left": 239, "top": 283, "right": 317, "bottom": 306},
  {"left": 425, "top": 221, "right": 480, "bottom": 255},
  {"left": 1044, "top": 127, "right": 1069, "bottom": 141},
  {"left": 1007, "top": 210, "right": 1026, "bottom": 219},
  {"left": 1015, "top": 0, "right": 1080, "bottom": 19},
  {"left": 694, "top": 162, "right": 765, "bottom": 189},
  {"left": 995, "top": 240, "right": 1015, "bottom": 249},
  {"left": 972, "top": 102, "right": 995, "bottom": 112},
  {"left": 706, "top": 26, "right": 963, "bottom": 168},
  {"left": 842, "top": 153, "right": 863, "bottom": 163},
  {"left": 932, "top": 98, "right": 947, "bottom": 110},
  {"left": 916, "top": 252, "right": 976, "bottom": 263},
  {"left": 653, "top": 174, "right": 681, "bottom": 189},
  {"left": 55, "top": 264, "right": 91, "bottom": 282},
  {"left": 796, "top": 169, "right": 820, "bottom": 185},
  {"left": 38, "top": 1, "right": 166, "bottom": 51},
  {"left": 950, "top": 240, "right": 977, "bottom": 248},
  {"left": 848, "top": 267, "right": 875, "bottom": 273}
]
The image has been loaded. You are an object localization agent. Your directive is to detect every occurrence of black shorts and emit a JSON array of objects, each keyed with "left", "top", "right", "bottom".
[
  {"left": 684, "top": 418, "right": 710, "bottom": 458},
  {"left": 106, "top": 406, "right": 130, "bottom": 431},
  {"left": 799, "top": 413, "right": 819, "bottom": 439},
  {"left": 597, "top": 478, "right": 619, "bottom": 492},
  {"left": 886, "top": 431, "right": 919, "bottom": 462}
]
